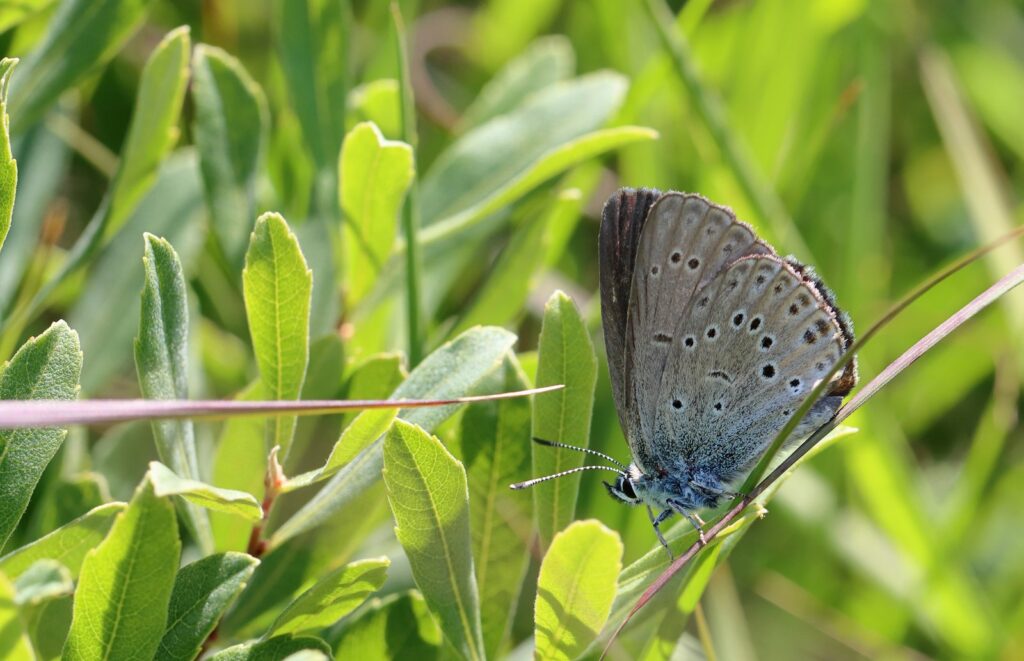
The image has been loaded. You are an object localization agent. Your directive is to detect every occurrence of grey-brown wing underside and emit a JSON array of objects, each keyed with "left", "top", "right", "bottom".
[
  {"left": 651, "top": 255, "right": 855, "bottom": 482},
  {"left": 620, "top": 193, "right": 771, "bottom": 473}
]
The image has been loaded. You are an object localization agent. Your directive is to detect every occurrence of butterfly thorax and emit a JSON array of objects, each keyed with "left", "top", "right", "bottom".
[{"left": 628, "top": 460, "right": 725, "bottom": 513}]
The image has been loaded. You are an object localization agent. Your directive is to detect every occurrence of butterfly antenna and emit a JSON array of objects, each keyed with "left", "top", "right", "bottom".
[
  {"left": 531, "top": 437, "right": 629, "bottom": 470},
  {"left": 510, "top": 465, "right": 625, "bottom": 490}
]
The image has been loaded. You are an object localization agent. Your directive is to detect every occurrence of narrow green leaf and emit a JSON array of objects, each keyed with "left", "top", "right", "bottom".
[
  {"left": 102, "top": 26, "right": 191, "bottom": 241},
  {"left": 339, "top": 121, "right": 414, "bottom": 306},
  {"left": 209, "top": 634, "right": 331, "bottom": 660},
  {"left": 20, "top": 472, "right": 105, "bottom": 542},
  {"left": 383, "top": 420, "right": 485, "bottom": 661},
  {"left": 0, "top": 58, "right": 16, "bottom": 256},
  {"left": 6, "top": 0, "right": 152, "bottom": 134},
  {"left": 11, "top": 559, "right": 73, "bottom": 606},
  {"left": 267, "top": 326, "right": 515, "bottom": 548},
  {"left": 282, "top": 408, "right": 398, "bottom": 492},
  {"left": 0, "top": 0, "right": 55, "bottom": 34},
  {"left": 136, "top": 233, "right": 212, "bottom": 551},
  {"left": 0, "top": 504, "right": 123, "bottom": 579},
  {"left": 0, "top": 572, "right": 33, "bottom": 659},
  {"left": 347, "top": 80, "right": 401, "bottom": 138},
  {"left": 275, "top": 0, "right": 350, "bottom": 172},
  {"left": 158, "top": 552, "right": 259, "bottom": 661},
  {"left": 267, "top": 557, "right": 389, "bottom": 637},
  {"left": 458, "top": 36, "right": 575, "bottom": 131},
  {"left": 332, "top": 591, "right": 441, "bottom": 658},
  {"left": 243, "top": 212, "right": 312, "bottom": 459},
  {"left": 420, "top": 72, "right": 626, "bottom": 225},
  {"left": 0, "top": 321, "right": 82, "bottom": 551},
  {"left": 532, "top": 291, "right": 597, "bottom": 550},
  {"left": 149, "top": 462, "right": 262, "bottom": 521},
  {"left": 534, "top": 520, "right": 623, "bottom": 660},
  {"left": 63, "top": 477, "right": 180, "bottom": 660},
  {"left": 457, "top": 356, "right": 532, "bottom": 657},
  {"left": 210, "top": 382, "right": 266, "bottom": 552},
  {"left": 193, "top": 43, "right": 268, "bottom": 266}
]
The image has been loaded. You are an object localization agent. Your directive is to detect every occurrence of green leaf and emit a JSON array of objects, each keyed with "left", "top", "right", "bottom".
[
  {"left": 158, "top": 552, "right": 259, "bottom": 661},
  {"left": 6, "top": 0, "right": 152, "bottom": 134},
  {"left": 243, "top": 212, "right": 312, "bottom": 459},
  {"left": 458, "top": 36, "right": 575, "bottom": 131},
  {"left": 339, "top": 121, "right": 414, "bottom": 306},
  {"left": 149, "top": 461, "right": 262, "bottom": 521},
  {"left": 0, "top": 58, "right": 16, "bottom": 256},
  {"left": 136, "top": 233, "right": 212, "bottom": 551},
  {"left": 0, "top": 0, "right": 56, "bottom": 34},
  {"left": 267, "top": 557, "right": 389, "bottom": 637},
  {"left": 63, "top": 477, "right": 180, "bottom": 660},
  {"left": 0, "top": 572, "right": 33, "bottom": 659},
  {"left": 0, "top": 503, "right": 123, "bottom": 580},
  {"left": 193, "top": 43, "right": 268, "bottom": 266},
  {"left": 332, "top": 591, "right": 441, "bottom": 659},
  {"left": 68, "top": 151, "right": 205, "bottom": 394},
  {"left": 11, "top": 559, "right": 73, "bottom": 606},
  {"left": 21, "top": 472, "right": 106, "bottom": 541},
  {"left": 210, "top": 382, "right": 266, "bottom": 552},
  {"left": 102, "top": 26, "right": 191, "bottom": 242},
  {"left": 457, "top": 356, "right": 533, "bottom": 657},
  {"left": 282, "top": 408, "right": 398, "bottom": 492},
  {"left": 0, "top": 321, "right": 82, "bottom": 551},
  {"left": 208, "top": 634, "right": 331, "bottom": 661},
  {"left": 532, "top": 291, "right": 597, "bottom": 550},
  {"left": 267, "top": 326, "right": 515, "bottom": 548},
  {"left": 383, "top": 420, "right": 485, "bottom": 661},
  {"left": 275, "top": 0, "right": 350, "bottom": 172},
  {"left": 420, "top": 71, "right": 627, "bottom": 224},
  {"left": 347, "top": 80, "right": 401, "bottom": 139},
  {"left": 534, "top": 520, "right": 623, "bottom": 660}
]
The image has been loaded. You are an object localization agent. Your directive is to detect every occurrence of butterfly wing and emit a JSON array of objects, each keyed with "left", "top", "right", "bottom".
[
  {"left": 616, "top": 192, "right": 772, "bottom": 473},
  {"left": 599, "top": 188, "right": 663, "bottom": 437},
  {"left": 651, "top": 254, "right": 856, "bottom": 483}
]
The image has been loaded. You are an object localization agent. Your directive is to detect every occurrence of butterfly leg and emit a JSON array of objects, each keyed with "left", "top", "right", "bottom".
[
  {"left": 647, "top": 506, "right": 675, "bottom": 560},
  {"left": 689, "top": 480, "right": 738, "bottom": 500},
  {"left": 668, "top": 499, "right": 707, "bottom": 545}
]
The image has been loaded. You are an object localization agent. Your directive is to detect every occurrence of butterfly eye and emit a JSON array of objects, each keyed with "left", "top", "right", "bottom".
[{"left": 618, "top": 476, "right": 637, "bottom": 500}]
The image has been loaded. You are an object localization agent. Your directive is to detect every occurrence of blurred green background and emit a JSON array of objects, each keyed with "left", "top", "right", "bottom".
[{"left": 2, "top": 0, "right": 1023, "bottom": 658}]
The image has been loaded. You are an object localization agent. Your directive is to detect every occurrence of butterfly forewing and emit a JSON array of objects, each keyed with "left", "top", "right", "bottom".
[{"left": 617, "top": 192, "right": 770, "bottom": 473}]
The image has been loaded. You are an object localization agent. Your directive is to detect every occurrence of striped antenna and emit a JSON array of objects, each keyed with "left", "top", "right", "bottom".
[
  {"left": 531, "top": 437, "right": 629, "bottom": 470},
  {"left": 509, "top": 464, "right": 625, "bottom": 490}
]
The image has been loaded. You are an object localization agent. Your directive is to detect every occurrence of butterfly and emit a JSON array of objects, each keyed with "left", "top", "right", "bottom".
[{"left": 514, "top": 189, "right": 856, "bottom": 557}]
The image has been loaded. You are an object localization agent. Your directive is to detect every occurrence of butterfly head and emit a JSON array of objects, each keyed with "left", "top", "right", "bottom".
[{"left": 603, "top": 471, "right": 642, "bottom": 505}]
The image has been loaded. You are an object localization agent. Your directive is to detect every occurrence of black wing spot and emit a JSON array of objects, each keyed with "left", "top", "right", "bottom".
[
  {"left": 762, "top": 364, "right": 776, "bottom": 379},
  {"left": 683, "top": 336, "right": 696, "bottom": 348},
  {"left": 713, "top": 402, "right": 723, "bottom": 411},
  {"left": 698, "top": 296, "right": 709, "bottom": 308},
  {"left": 749, "top": 317, "right": 762, "bottom": 331},
  {"left": 651, "top": 265, "right": 660, "bottom": 275},
  {"left": 774, "top": 283, "right": 785, "bottom": 294},
  {"left": 732, "top": 312, "right": 745, "bottom": 327},
  {"left": 804, "top": 329, "right": 816, "bottom": 344},
  {"left": 671, "top": 251, "right": 682, "bottom": 264},
  {"left": 727, "top": 279, "right": 739, "bottom": 291},
  {"left": 708, "top": 370, "right": 732, "bottom": 383},
  {"left": 756, "top": 275, "right": 766, "bottom": 285},
  {"left": 706, "top": 326, "right": 718, "bottom": 339},
  {"left": 672, "top": 399, "right": 683, "bottom": 409},
  {"left": 789, "top": 303, "right": 800, "bottom": 315},
  {"left": 816, "top": 319, "right": 830, "bottom": 335},
  {"left": 761, "top": 335, "right": 774, "bottom": 350},
  {"left": 723, "top": 243, "right": 734, "bottom": 254},
  {"left": 688, "top": 257, "right": 700, "bottom": 269}
]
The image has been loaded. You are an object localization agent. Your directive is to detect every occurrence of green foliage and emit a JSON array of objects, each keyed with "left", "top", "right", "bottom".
[
  {"left": 2, "top": 2, "right": 1023, "bottom": 659},
  {"left": 0, "top": 321, "right": 82, "bottom": 550},
  {"left": 383, "top": 420, "right": 485, "bottom": 661},
  {"left": 242, "top": 212, "right": 312, "bottom": 459}
]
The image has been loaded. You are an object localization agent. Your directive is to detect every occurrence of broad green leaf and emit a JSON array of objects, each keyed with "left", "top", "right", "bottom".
[
  {"left": 0, "top": 503, "right": 123, "bottom": 579},
  {"left": 0, "top": 58, "right": 16, "bottom": 256},
  {"left": 158, "top": 552, "right": 259, "bottom": 661},
  {"left": 268, "top": 326, "right": 515, "bottom": 548},
  {"left": 11, "top": 559, "right": 73, "bottom": 606},
  {"left": 466, "top": 0, "right": 561, "bottom": 71},
  {"left": 210, "top": 382, "right": 266, "bottom": 552},
  {"left": 150, "top": 461, "right": 262, "bottom": 521},
  {"left": 0, "top": 321, "right": 82, "bottom": 551},
  {"left": 532, "top": 292, "right": 597, "bottom": 550},
  {"left": 102, "top": 26, "right": 191, "bottom": 241},
  {"left": 0, "top": 0, "right": 56, "bottom": 34},
  {"left": 282, "top": 408, "right": 398, "bottom": 492},
  {"left": 534, "top": 520, "right": 622, "bottom": 661},
  {"left": 420, "top": 72, "right": 627, "bottom": 225},
  {"left": 458, "top": 36, "right": 574, "bottom": 131},
  {"left": 135, "top": 233, "right": 212, "bottom": 551},
  {"left": 63, "top": 477, "right": 180, "bottom": 660},
  {"left": 193, "top": 44, "right": 268, "bottom": 266},
  {"left": 449, "top": 208, "right": 549, "bottom": 338},
  {"left": 209, "top": 634, "right": 331, "bottom": 660},
  {"left": 243, "top": 212, "right": 312, "bottom": 459},
  {"left": 267, "top": 557, "right": 389, "bottom": 636},
  {"left": 275, "top": 0, "right": 350, "bottom": 172},
  {"left": 332, "top": 591, "right": 441, "bottom": 658},
  {"left": 21, "top": 472, "right": 105, "bottom": 541},
  {"left": 457, "top": 356, "right": 532, "bottom": 657},
  {"left": 383, "top": 420, "right": 485, "bottom": 661},
  {"left": 69, "top": 151, "right": 204, "bottom": 394},
  {"left": 6, "top": 0, "right": 151, "bottom": 133},
  {"left": 419, "top": 125, "right": 656, "bottom": 244},
  {"left": 339, "top": 121, "right": 414, "bottom": 306},
  {"left": 0, "top": 572, "right": 33, "bottom": 659},
  {"left": 347, "top": 80, "right": 401, "bottom": 138}
]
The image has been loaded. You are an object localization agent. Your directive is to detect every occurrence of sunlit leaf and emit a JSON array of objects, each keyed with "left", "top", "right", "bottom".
[
  {"left": 267, "top": 557, "right": 389, "bottom": 636},
  {"left": 149, "top": 462, "right": 262, "bottom": 521}
]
